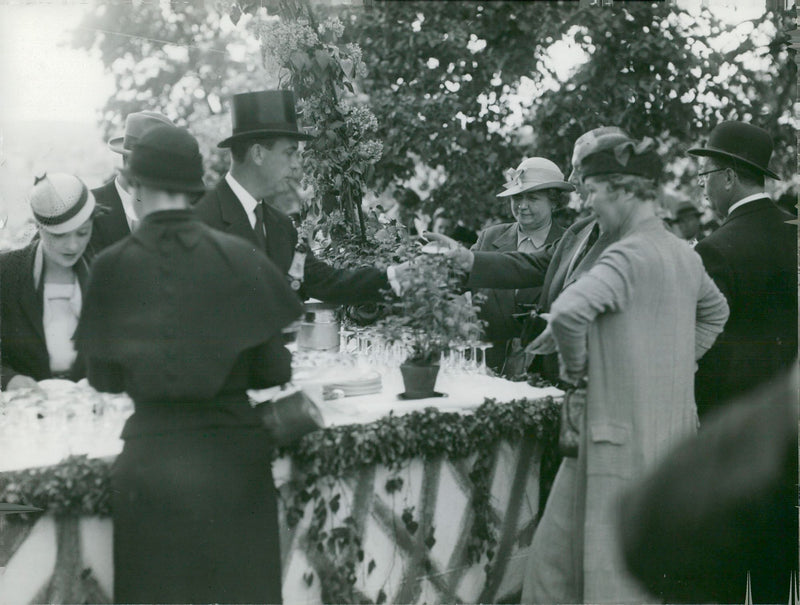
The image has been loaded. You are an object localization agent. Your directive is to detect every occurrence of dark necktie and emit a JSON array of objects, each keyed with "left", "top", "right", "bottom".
[
  {"left": 570, "top": 223, "right": 601, "bottom": 276},
  {"left": 253, "top": 201, "right": 267, "bottom": 251}
]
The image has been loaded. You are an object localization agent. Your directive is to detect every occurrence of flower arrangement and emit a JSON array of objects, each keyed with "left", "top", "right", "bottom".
[{"left": 376, "top": 254, "right": 485, "bottom": 366}]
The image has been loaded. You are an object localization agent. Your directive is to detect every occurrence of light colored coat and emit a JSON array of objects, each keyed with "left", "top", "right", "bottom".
[{"left": 523, "top": 217, "right": 729, "bottom": 603}]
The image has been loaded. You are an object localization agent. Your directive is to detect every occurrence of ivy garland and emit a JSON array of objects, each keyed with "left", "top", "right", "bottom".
[{"left": 0, "top": 396, "right": 559, "bottom": 602}]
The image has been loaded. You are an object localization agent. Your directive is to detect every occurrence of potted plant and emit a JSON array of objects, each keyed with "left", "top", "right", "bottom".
[{"left": 376, "top": 253, "right": 485, "bottom": 398}]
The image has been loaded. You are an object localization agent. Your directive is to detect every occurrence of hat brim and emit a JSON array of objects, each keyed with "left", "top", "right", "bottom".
[
  {"left": 123, "top": 168, "right": 206, "bottom": 194},
  {"left": 687, "top": 146, "right": 781, "bottom": 180},
  {"left": 37, "top": 192, "right": 97, "bottom": 234},
  {"left": 107, "top": 137, "right": 130, "bottom": 155},
  {"left": 497, "top": 181, "right": 575, "bottom": 198},
  {"left": 218, "top": 129, "right": 315, "bottom": 149}
]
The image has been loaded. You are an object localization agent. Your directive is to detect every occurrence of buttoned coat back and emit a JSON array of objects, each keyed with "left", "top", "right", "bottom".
[
  {"left": 694, "top": 198, "right": 797, "bottom": 418},
  {"left": 194, "top": 179, "right": 388, "bottom": 304}
]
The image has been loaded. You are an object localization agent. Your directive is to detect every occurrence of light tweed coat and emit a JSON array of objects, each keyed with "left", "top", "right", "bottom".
[{"left": 522, "top": 216, "right": 729, "bottom": 603}]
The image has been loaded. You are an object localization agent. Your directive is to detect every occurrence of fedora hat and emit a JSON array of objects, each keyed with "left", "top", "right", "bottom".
[
  {"left": 108, "top": 111, "right": 175, "bottom": 155},
  {"left": 218, "top": 90, "right": 313, "bottom": 148},
  {"left": 29, "top": 173, "right": 97, "bottom": 234},
  {"left": 124, "top": 125, "right": 205, "bottom": 193},
  {"left": 497, "top": 157, "right": 575, "bottom": 198},
  {"left": 688, "top": 121, "right": 780, "bottom": 180}
]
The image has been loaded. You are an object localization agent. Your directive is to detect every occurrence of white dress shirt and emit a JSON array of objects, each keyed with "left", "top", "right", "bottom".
[{"left": 727, "top": 192, "right": 769, "bottom": 217}]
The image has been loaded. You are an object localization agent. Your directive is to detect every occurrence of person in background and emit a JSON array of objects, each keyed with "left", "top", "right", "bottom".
[
  {"left": 75, "top": 125, "right": 302, "bottom": 603},
  {"left": 195, "top": 90, "right": 405, "bottom": 304},
  {"left": 470, "top": 157, "right": 572, "bottom": 375},
  {"left": 431, "top": 207, "right": 478, "bottom": 247},
  {"left": 522, "top": 136, "right": 728, "bottom": 603},
  {"left": 619, "top": 364, "right": 798, "bottom": 604},
  {"left": 669, "top": 200, "right": 705, "bottom": 244},
  {"left": 89, "top": 110, "right": 174, "bottom": 253},
  {"left": 1, "top": 174, "right": 98, "bottom": 390},
  {"left": 688, "top": 121, "right": 797, "bottom": 419}
]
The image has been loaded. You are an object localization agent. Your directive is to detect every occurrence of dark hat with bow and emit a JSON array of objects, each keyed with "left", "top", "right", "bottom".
[
  {"left": 579, "top": 137, "right": 662, "bottom": 181},
  {"left": 218, "top": 90, "right": 313, "bottom": 148},
  {"left": 688, "top": 121, "right": 780, "bottom": 180},
  {"left": 124, "top": 125, "right": 205, "bottom": 193}
]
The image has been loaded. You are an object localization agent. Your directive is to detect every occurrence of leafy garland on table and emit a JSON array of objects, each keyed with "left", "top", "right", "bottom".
[{"left": 0, "top": 397, "right": 559, "bottom": 602}]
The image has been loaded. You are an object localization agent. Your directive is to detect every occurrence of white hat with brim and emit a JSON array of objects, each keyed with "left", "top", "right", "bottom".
[
  {"left": 29, "top": 173, "right": 96, "bottom": 234},
  {"left": 497, "top": 157, "right": 575, "bottom": 198}
]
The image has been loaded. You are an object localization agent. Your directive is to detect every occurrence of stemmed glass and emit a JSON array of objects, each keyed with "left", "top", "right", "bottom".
[{"left": 476, "top": 342, "right": 492, "bottom": 375}]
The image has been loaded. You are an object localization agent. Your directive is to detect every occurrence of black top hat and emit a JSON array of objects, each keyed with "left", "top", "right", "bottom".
[
  {"left": 124, "top": 125, "right": 206, "bottom": 193},
  {"left": 688, "top": 121, "right": 780, "bottom": 180},
  {"left": 218, "top": 90, "right": 313, "bottom": 148}
]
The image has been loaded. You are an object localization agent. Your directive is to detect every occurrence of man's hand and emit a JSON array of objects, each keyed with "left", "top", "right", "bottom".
[
  {"left": 421, "top": 232, "right": 475, "bottom": 272},
  {"left": 7, "top": 374, "right": 44, "bottom": 393},
  {"left": 525, "top": 313, "right": 556, "bottom": 355}
]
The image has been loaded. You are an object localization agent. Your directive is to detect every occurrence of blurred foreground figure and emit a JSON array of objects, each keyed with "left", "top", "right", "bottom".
[{"left": 620, "top": 364, "right": 799, "bottom": 604}]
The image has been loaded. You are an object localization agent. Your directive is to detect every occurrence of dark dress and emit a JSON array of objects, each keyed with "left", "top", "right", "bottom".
[
  {"left": 75, "top": 209, "right": 303, "bottom": 604},
  {"left": 0, "top": 239, "right": 89, "bottom": 388}
]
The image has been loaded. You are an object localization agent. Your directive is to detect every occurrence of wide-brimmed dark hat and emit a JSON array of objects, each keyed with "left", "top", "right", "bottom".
[
  {"left": 124, "top": 125, "right": 205, "bottom": 193},
  {"left": 688, "top": 121, "right": 780, "bottom": 180},
  {"left": 108, "top": 111, "right": 175, "bottom": 155},
  {"left": 218, "top": 90, "right": 313, "bottom": 148}
]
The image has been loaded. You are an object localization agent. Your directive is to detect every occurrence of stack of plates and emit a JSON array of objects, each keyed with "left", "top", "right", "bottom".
[{"left": 322, "top": 371, "right": 382, "bottom": 399}]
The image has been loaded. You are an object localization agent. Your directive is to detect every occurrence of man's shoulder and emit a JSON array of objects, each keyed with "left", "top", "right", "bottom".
[{"left": 91, "top": 179, "right": 122, "bottom": 207}]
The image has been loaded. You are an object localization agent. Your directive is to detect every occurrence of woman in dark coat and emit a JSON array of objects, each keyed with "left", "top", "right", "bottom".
[
  {"left": 1, "top": 173, "right": 97, "bottom": 390},
  {"left": 75, "top": 125, "right": 303, "bottom": 604}
]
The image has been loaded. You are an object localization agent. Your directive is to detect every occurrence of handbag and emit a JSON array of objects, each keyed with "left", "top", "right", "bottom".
[
  {"left": 558, "top": 385, "right": 586, "bottom": 458},
  {"left": 254, "top": 385, "right": 325, "bottom": 447}
]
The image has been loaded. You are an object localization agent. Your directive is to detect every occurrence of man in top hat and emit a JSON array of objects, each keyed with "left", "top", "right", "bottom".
[
  {"left": 688, "top": 120, "right": 797, "bottom": 419},
  {"left": 470, "top": 157, "right": 572, "bottom": 375},
  {"left": 89, "top": 110, "right": 174, "bottom": 253},
  {"left": 194, "top": 90, "right": 400, "bottom": 304}
]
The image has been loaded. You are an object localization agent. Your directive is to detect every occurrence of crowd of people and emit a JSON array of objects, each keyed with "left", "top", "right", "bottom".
[{"left": 0, "top": 87, "right": 796, "bottom": 604}]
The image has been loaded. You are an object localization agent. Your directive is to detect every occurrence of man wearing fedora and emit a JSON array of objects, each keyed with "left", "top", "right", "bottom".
[
  {"left": 470, "top": 157, "right": 572, "bottom": 376},
  {"left": 89, "top": 110, "right": 174, "bottom": 253},
  {"left": 688, "top": 120, "right": 797, "bottom": 419},
  {"left": 195, "top": 90, "right": 398, "bottom": 304}
]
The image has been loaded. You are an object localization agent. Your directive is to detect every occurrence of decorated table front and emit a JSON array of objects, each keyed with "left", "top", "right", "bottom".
[{"left": 0, "top": 362, "right": 561, "bottom": 604}]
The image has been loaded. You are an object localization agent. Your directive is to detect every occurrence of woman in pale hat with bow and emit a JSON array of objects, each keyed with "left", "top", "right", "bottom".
[
  {"left": 521, "top": 136, "right": 729, "bottom": 603},
  {"left": 471, "top": 157, "right": 574, "bottom": 375},
  {"left": 0, "top": 174, "right": 99, "bottom": 390}
]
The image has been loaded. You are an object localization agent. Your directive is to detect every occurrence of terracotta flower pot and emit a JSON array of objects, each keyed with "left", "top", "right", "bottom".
[{"left": 399, "top": 363, "right": 440, "bottom": 399}]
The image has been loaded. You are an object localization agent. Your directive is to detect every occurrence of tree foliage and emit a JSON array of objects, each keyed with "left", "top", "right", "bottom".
[{"left": 73, "top": 0, "right": 795, "bottom": 229}]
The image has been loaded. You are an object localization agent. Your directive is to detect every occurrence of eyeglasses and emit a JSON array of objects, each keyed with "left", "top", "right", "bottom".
[{"left": 697, "top": 167, "right": 726, "bottom": 184}]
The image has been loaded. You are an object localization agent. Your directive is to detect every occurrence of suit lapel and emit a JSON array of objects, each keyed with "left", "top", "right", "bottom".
[
  {"left": 491, "top": 224, "right": 519, "bottom": 251},
  {"left": 216, "top": 180, "right": 260, "bottom": 247}
]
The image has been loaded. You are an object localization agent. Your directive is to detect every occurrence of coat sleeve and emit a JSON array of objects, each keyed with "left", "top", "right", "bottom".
[
  {"left": 467, "top": 245, "right": 555, "bottom": 290},
  {"left": 549, "top": 245, "right": 634, "bottom": 382},
  {"left": 694, "top": 270, "right": 729, "bottom": 361},
  {"left": 248, "top": 335, "right": 293, "bottom": 389},
  {"left": 302, "top": 251, "right": 390, "bottom": 304}
]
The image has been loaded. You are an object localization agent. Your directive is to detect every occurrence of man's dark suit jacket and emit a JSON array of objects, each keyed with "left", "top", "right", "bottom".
[
  {"left": 0, "top": 240, "right": 88, "bottom": 388},
  {"left": 193, "top": 179, "right": 388, "bottom": 304},
  {"left": 694, "top": 197, "right": 797, "bottom": 418},
  {"left": 90, "top": 179, "right": 131, "bottom": 254}
]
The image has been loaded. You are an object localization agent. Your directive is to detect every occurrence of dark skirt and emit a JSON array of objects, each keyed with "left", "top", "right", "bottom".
[{"left": 112, "top": 426, "right": 282, "bottom": 604}]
